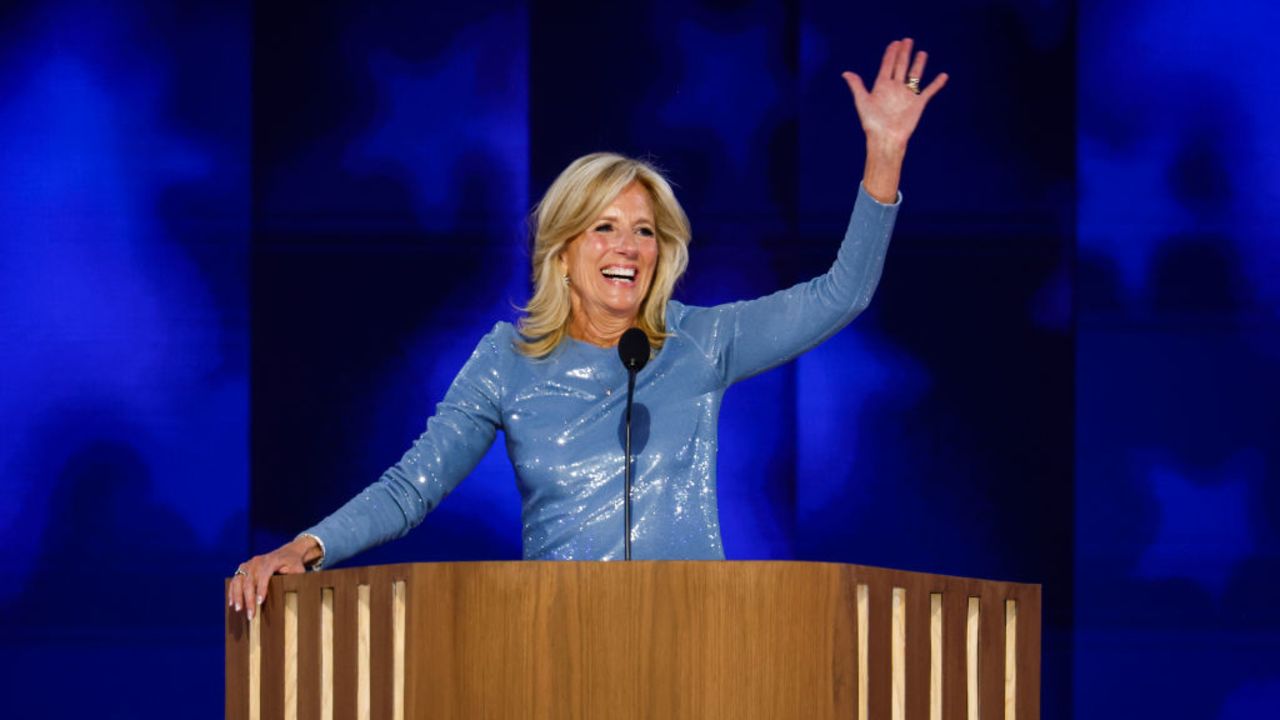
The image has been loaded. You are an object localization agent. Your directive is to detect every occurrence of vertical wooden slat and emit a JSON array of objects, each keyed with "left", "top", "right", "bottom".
[
  {"left": 979, "top": 588, "right": 1006, "bottom": 720},
  {"left": 906, "top": 578, "right": 932, "bottom": 720},
  {"left": 225, "top": 586, "right": 248, "bottom": 720},
  {"left": 891, "top": 587, "right": 906, "bottom": 720},
  {"left": 966, "top": 597, "right": 980, "bottom": 720},
  {"left": 248, "top": 608, "right": 261, "bottom": 720},
  {"left": 296, "top": 584, "right": 321, "bottom": 720},
  {"left": 867, "top": 580, "right": 893, "bottom": 720},
  {"left": 1015, "top": 588, "right": 1041, "bottom": 720},
  {"left": 1004, "top": 600, "right": 1017, "bottom": 720},
  {"left": 857, "top": 583, "right": 869, "bottom": 720},
  {"left": 357, "top": 583, "right": 371, "bottom": 720},
  {"left": 942, "top": 590, "right": 968, "bottom": 720},
  {"left": 393, "top": 579, "right": 407, "bottom": 720},
  {"left": 833, "top": 574, "right": 858, "bottom": 717},
  {"left": 320, "top": 587, "right": 334, "bottom": 720},
  {"left": 259, "top": 587, "right": 286, "bottom": 720},
  {"left": 930, "top": 593, "right": 943, "bottom": 720},
  {"left": 284, "top": 591, "right": 298, "bottom": 720},
  {"left": 370, "top": 577, "right": 394, "bottom": 720},
  {"left": 333, "top": 582, "right": 357, "bottom": 720}
]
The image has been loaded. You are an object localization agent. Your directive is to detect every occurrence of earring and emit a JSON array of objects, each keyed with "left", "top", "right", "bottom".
[{"left": 562, "top": 275, "right": 570, "bottom": 287}]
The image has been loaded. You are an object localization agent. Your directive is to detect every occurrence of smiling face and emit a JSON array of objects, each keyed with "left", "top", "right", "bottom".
[{"left": 559, "top": 181, "right": 659, "bottom": 332}]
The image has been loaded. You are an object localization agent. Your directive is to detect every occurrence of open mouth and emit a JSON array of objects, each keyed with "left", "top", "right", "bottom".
[{"left": 600, "top": 266, "right": 637, "bottom": 284}]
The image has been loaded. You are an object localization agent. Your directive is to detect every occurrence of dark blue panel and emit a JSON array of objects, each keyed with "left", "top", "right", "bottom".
[{"left": 251, "top": 1, "right": 529, "bottom": 561}]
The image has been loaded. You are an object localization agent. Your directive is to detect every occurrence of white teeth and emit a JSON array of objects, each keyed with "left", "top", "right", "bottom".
[{"left": 601, "top": 266, "right": 636, "bottom": 280}]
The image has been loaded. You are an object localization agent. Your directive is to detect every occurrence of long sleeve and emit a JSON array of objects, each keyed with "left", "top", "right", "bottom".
[
  {"left": 302, "top": 324, "right": 508, "bottom": 567},
  {"left": 678, "top": 184, "right": 900, "bottom": 386}
]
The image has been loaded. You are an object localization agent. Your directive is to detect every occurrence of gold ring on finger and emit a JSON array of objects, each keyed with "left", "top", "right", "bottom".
[{"left": 906, "top": 77, "right": 922, "bottom": 95}]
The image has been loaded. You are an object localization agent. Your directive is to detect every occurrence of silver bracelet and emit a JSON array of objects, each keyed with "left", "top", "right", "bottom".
[{"left": 295, "top": 532, "right": 326, "bottom": 571}]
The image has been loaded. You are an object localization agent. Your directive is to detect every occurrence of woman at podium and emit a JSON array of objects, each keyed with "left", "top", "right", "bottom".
[{"left": 230, "top": 38, "right": 946, "bottom": 618}]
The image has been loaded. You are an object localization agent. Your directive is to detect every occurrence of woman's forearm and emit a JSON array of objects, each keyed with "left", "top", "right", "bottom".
[{"left": 862, "top": 135, "right": 908, "bottom": 204}]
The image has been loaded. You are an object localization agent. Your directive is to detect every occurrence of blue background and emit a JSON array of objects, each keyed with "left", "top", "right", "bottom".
[{"left": 0, "top": 0, "right": 1275, "bottom": 717}]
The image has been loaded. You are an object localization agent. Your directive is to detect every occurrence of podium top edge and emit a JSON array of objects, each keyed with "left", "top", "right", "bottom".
[{"left": 233, "top": 560, "right": 1042, "bottom": 591}]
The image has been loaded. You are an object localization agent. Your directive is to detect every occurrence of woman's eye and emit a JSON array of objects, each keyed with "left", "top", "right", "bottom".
[
  {"left": 637, "top": 227, "right": 655, "bottom": 237},
  {"left": 594, "top": 223, "right": 613, "bottom": 233}
]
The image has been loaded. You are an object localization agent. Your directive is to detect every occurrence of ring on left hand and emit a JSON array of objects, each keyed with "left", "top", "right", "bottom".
[
  {"left": 906, "top": 77, "right": 922, "bottom": 95},
  {"left": 235, "top": 567, "right": 248, "bottom": 578}
]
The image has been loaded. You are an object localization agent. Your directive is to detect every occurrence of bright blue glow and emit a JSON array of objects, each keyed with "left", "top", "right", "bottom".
[
  {"left": 0, "top": 2, "right": 247, "bottom": 603},
  {"left": 0, "top": 1, "right": 248, "bottom": 716},
  {"left": 795, "top": 327, "right": 931, "bottom": 515}
]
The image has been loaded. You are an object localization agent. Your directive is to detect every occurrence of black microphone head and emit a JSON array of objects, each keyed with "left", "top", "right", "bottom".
[{"left": 618, "top": 327, "right": 650, "bottom": 372}]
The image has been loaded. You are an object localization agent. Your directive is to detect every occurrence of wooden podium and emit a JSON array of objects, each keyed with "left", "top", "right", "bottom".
[{"left": 225, "top": 562, "right": 1039, "bottom": 719}]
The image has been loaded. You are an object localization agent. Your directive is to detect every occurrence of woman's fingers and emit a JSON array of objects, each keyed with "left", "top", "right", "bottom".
[
  {"left": 232, "top": 569, "right": 251, "bottom": 613},
  {"left": 843, "top": 71, "right": 869, "bottom": 106},
  {"left": 921, "top": 72, "right": 950, "bottom": 101},
  {"left": 894, "top": 38, "right": 913, "bottom": 81},
  {"left": 242, "top": 565, "right": 258, "bottom": 619},
  {"left": 254, "top": 563, "right": 274, "bottom": 610},
  {"left": 908, "top": 51, "right": 928, "bottom": 85},
  {"left": 230, "top": 550, "right": 305, "bottom": 620},
  {"left": 877, "top": 40, "right": 898, "bottom": 82}
]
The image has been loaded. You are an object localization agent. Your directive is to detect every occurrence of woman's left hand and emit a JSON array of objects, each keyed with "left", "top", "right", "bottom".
[{"left": 842, "top": 37, "right": 948, "bottom": 153}]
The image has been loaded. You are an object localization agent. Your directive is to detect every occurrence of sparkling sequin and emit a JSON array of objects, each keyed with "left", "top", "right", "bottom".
[{"left": 304, "top": 187, "right": 898, "bottom": 565}]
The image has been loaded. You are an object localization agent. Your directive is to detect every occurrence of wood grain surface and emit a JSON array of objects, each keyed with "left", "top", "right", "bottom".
[{"left": 225, "top": 562, "right": 1040, "bottom": 720}]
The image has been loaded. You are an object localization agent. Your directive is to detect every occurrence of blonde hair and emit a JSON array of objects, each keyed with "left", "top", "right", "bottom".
[{"left": 516, "top": 153, "right": 691, "bottom": 358}]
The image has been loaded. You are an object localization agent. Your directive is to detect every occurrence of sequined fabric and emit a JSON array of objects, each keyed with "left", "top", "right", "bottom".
[{"left": 305, "top": 185, "right": 899, "bottom": 565}]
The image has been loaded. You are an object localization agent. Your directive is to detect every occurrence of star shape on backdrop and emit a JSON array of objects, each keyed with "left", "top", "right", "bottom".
[
  {"left": 345, "top": 12, "right": 528, "bottom": 233},
  {"left": 1077, "top": 133, "right": 1194, "bottom": 302},
  {"left": 658, "top": 18, "right": 780, "bottom": 171},
  {"left": 1135, "top": 456, "right": 1256, "bottom": 600}
]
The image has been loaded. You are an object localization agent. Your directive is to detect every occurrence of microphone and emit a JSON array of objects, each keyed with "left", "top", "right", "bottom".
[
  {"left": 617, "top": 328, "right": 649, "bottom": 560},
  {"left": 618, "top": 327, "right": 650, "bottom": 373}
]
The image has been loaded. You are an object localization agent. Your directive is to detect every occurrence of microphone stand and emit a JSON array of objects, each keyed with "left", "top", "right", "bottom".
[
  {"left": 617, "top": 327, "right": 648, "bottom": 562},
  {"left": 623, "top": 366, "right": 636, "bottom": 561}
]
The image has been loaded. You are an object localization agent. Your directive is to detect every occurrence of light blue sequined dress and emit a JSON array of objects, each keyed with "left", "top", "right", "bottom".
[{"left": 305, "top": 186, "right": 899, "bottom": 565}]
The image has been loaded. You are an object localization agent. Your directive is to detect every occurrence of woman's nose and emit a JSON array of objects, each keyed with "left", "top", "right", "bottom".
[{"left": 614, "top": 233, "right": 640, "bottom": 256}]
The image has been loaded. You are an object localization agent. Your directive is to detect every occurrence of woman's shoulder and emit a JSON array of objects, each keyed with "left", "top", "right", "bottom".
[
  {"left": 484, "top": 320, "right": 557, "bottom": 366},
  {"left": 476, "top": 320, "right": 523, "bottom": 358},
  {"left": 664, "top": 299, "right": 696, "bottom": 329},
  {"left": 664, "top": 298, "right": 735, "bottom": 336},
  {"left": 485, "top": 320, "right": 518, "bottom": 340}
]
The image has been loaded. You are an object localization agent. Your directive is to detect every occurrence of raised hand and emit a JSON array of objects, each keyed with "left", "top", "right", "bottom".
[
  {"left": 842, "top": 38, "right": 948, "bottom": 202},
  {"left": 843, "top": 38, "right": 948, "bottom": 149}
]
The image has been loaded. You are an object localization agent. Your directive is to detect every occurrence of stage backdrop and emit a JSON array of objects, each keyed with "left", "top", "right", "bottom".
[
  {"left": 1074, "top": 0, "right": 1280, "bottom": 715},
  {"left": 0, "top": 1, "right": 1275, "bottom": 718},
  {"left": 0, "top": 1, "right": 250, "bottom": 717},
  {"left": 248, "top": 0, "right": 1076, "bottom": 711}
]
